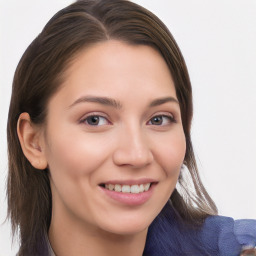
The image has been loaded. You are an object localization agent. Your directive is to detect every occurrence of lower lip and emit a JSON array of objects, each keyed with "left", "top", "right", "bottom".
[{"left": 99, "top": 184, "right": 156, "bottom": 206}]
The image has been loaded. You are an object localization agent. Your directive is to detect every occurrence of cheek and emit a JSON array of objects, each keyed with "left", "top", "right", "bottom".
[
  {"left": 154, "top": 129, "right": 186, "bottom": 177},
  {"left": 44, "top": 127, "right": 113, "bottom": 179},
  {"left": 44, "top": 128, "right": 115, "bottom": 216}
]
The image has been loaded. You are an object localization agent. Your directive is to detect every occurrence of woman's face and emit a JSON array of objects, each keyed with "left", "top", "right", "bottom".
[{"left": 42, "top": 40, "right": 186, "bottom": 235}]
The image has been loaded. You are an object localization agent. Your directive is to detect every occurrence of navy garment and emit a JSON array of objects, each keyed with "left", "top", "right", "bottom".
[
  {"left": 33, "top": 201, "right": 256, "bottom": 256},
  {"left": 144, "top": 202, "right": 256, "bottom": 256}
]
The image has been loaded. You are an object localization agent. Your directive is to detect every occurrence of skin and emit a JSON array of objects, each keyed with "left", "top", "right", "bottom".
[{"left": 18, "top": 40, "right": 186, "bottom": 256}]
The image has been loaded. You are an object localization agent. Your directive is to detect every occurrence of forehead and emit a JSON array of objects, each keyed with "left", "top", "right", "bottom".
[{"left": 49, "top": 40, "right": 177, "bottom": 108}]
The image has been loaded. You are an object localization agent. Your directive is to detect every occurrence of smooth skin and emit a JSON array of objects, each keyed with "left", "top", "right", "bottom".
[{"left": 18, "top": 40, "right": 186, "bottom": 256}]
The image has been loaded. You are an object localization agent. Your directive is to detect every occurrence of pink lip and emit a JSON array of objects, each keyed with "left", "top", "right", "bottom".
[
  {"left": 101, "top": 178, "right": 157, "bottom": 186},
  {"left": 98, "top": 182, "right": 157, "bottom": 206}
]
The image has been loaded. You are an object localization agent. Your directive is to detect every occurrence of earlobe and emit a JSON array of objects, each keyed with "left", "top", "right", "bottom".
[{"left": 17, "top": 112, "right": 48, "bottom": 170}]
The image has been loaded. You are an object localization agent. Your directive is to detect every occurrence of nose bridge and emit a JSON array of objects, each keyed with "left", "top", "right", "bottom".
[{"left": 112, "top": 121, "right": 153, "bottom": 168}]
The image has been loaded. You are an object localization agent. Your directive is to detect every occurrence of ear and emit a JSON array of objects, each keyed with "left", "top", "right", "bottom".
[{"left": 17, "top": 112, "right": 48, "bottom": 170}]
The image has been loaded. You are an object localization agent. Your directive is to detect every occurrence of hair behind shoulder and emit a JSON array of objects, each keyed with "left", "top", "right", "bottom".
[{"left": 7, "top": 0, "right": 217, "bottom": 254}]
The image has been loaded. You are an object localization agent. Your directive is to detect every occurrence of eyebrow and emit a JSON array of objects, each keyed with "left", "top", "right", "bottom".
[
  {"left": 68, "top": 95, "right": 179, "bottom": 109},
  {"left": 149, "top": 96, "right": 179, "bottom": 107},
  {"left": 68, "top": 95, "right": 122, "bottom": 109}
]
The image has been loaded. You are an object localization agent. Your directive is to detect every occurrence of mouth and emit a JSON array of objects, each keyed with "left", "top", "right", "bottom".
[
  {"left": 99, "top": 182, "right": 154, "bottom": 194},
  {"left": 99, "top": 181, "right": 157, "bottom": 206},
  {"left": 98, "top": 179, "right": 158, "bottom": 205}
]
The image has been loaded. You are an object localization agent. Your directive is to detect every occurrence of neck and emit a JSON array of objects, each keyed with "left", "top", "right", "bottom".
[{"left": 49, "top": 209, "right": 147, "bottom": 256}]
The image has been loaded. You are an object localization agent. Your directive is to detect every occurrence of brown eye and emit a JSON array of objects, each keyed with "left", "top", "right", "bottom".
[
  {"left": 151, "top": 116, "right": 163, "bottom": 125},
  {"left": 148, "top": 115, "right": 175, "bottom": 126},
  {"left": 83, "top": 115, "right": 109, "bottom": 126},
  {"left": 86, "top": 116, "right": 100, "bottom": 125}
]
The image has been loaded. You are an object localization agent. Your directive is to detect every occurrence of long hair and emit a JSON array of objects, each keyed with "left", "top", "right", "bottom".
[{"left": 7, "top": 0, "right": 217, "bottom": 254}]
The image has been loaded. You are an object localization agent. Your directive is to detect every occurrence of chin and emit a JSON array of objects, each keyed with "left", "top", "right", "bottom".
[{"left": 98, "top": 216, "right": 152, "bottom": 236}]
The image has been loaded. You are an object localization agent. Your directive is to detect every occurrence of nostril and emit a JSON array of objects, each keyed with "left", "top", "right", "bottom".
[{"left": 112, "top": 147, "right": 153, "bottom": 168}]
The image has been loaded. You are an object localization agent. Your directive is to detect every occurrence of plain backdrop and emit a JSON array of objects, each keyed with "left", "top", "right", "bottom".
[{"left": 0, "top": 0, "right": 256, "bottom": 254}]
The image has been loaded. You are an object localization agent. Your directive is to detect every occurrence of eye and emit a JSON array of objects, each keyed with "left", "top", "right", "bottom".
[
  {"left": 81, "top": 115, "right": 109, "bottom": 126},
  {"left": 148, "top": 115, "right": 175, "bottom": 126}
]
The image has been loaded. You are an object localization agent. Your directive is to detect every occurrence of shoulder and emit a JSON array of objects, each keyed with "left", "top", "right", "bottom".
[
  {"left": 202, "top": 215, "right": 256, "bottom": 255},
  {"left": 144, "top": 203, "right": 256, "bottom": 256}
]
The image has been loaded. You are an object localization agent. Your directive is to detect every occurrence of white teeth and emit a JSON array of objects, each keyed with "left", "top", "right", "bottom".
[
  {"left": 108, "top": 184, "right": 114, "bottom": 191},
  {"left": 139, "top": 184, "right": 144, "bottom": 193},
  {"left": 131, "top": 185, "right": 140, "bottom": 194},
  {"left": 104, "top": 183, "right": 151, "bottom": 193},
  {"left": 144, "top": 183, "right": 150, "bottom": 191},
  {"left": 122, "top": 185, "right": 131, "bottom": 193},
  {"left": 114, "top": 184, "right": 122, "bottom": 192}
]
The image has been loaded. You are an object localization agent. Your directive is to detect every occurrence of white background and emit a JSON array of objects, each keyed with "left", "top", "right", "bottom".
[{"left": 0, "top": 0, "right": 256, "bottom": 255}]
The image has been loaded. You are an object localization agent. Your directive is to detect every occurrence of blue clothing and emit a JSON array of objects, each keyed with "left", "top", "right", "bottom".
[
  {"left": 144, "top": 202, "right": 256, "bottom": 255},
  {"left": 42, "top": 202, "right": 256, "bottom": 256}
]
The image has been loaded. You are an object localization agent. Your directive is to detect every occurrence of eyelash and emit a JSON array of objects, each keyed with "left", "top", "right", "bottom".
[
  {"left": 80, "top": 113, "right": 176, "bottom": 127},
  {"left": 147, "top": 114, "right": 176, "bottom": 126},
  {"left": 80, "top": 114, "right": 110, "bottom": 126}
]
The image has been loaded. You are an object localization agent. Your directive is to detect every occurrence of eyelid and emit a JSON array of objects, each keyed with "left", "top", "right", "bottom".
[
  {"left": 78, "top": 111, "right": 177, "bottom": 126},
  {"left": 147, "top": 112, "right": 177, "bottom": 125},
  {"left": 79, "top": 112, "right": 111, "bottom": 125}
]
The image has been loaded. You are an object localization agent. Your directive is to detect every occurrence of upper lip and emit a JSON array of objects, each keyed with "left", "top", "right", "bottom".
[{"left": 99, "top": 178, "right": 158, "bottom": 186}]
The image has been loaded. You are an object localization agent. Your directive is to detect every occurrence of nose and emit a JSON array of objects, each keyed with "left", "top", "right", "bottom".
[{"left": 112, "top": 126, "right": 154, "bottom": 168}]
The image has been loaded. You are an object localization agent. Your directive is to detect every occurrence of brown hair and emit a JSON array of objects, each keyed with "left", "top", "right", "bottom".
[{"left": 7, "top": 0, "right": 217, "bottom": 254}]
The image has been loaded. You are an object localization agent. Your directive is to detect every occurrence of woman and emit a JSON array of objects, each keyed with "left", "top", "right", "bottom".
[{"left": 7, "top": 0, "right": 256, "bottom": 255}]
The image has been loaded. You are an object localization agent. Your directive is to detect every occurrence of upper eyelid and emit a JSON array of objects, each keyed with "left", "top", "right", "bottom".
[
  {"left": 149, "top": 111, "right": 176, "bottom": 120},
  {"left": 79, "top": 112, "right": 111, "bottom": 124},
  {"left": 148, "top": 114, "right": 176, "bottom": 124},
  {"left": 78, "top": 111, "right": 178, "bottom": 123},
  {"left": 79, "top": 112, "right": 109, "bottom": 120}
]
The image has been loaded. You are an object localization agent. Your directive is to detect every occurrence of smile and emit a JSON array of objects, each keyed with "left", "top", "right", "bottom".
[
  {"left": 99, "top": 180, "right": 157, "bottom": 206},
  {"left": 104, "top": 183, "right": 151, "bottom": 194}
]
